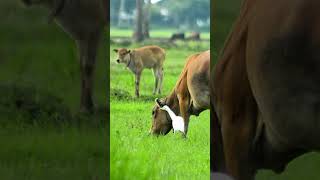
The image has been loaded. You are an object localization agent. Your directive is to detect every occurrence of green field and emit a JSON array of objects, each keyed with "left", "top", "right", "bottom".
[
  {"left": 111, "top": 28, "right": 210, "bottom": 40},
  {"left": 213, "top": 0, "right": 320, "bottom": 179},
  {"left": 0, "top": 1, "right": 108, "bottom": 179},
  {"left": 110, "top": 41, "right": 210, "bottom": 179}
]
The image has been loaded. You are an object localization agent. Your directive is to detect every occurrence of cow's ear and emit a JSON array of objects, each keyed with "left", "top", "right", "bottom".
[{"left": 113, "top": 49, "right": 118, "bottom": 53}]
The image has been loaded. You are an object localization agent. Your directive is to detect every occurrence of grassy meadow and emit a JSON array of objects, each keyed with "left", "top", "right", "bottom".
[
  {"left": 213, "top": 0, "right": 320, "bottom": 179},
  {"left": 111, "top": 28, "right": 210, "bottom": 40},
  {"left": 110, "top": 33, "right": 210, "bottom": 179},
  {"left": 0, "top": 1, "right": 108, "bottom": 179}
]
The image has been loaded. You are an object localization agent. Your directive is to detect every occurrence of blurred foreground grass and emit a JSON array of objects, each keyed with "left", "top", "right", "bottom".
[{"left": 0, "top": 1, "right": 108, "bottom": 179}]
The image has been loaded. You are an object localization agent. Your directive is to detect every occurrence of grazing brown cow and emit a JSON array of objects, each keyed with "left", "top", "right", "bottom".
[
  {"left": 21, "top": 0, "right": 107, "bottom": 113},
  {"left": 150, "top": 50, "right": 210, "bottom": 136},
  {"left": 212, "top": 0, "right": 320, "bottom": 179}
]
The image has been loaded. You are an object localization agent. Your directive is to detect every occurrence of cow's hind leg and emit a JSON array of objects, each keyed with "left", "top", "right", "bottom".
[
  {"left": 211, "top": 103, "right": 226, "bottom": 173},
  {"left": 221, "top": 98, "right": 257, "bottom": 180},
  {"left": 76, "top": 32, "right": 101, "bottom": 113}
]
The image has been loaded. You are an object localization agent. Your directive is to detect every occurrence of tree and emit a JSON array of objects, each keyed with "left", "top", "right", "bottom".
[
  {"left": 143, "top": 0, "right": 151, "bottom": 38},
  {"left": 117, "top": 0, "right": 125, "bottom": 27},
  {"left": 133, "top": 0, "right": 144, "bottom": 42}
]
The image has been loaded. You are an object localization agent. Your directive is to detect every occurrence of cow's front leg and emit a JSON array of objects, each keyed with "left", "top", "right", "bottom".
[
  {"left": 77, "top": 33, "right": 100, "bottom": 113},
  {"left": 221, "top": 102, "right": 256, "bottom": 180},
  {"left": 178, "top": 97, "right": 190, "bottom": 136},
  {"left": 135, "top": 72, "right": 141, "bottom": 97}
]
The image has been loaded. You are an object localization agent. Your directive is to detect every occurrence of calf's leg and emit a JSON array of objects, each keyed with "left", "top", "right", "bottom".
[
  {"left": 152, "top": 68, "right": 159, "bottom": 95},
  {"left": 135, "top": 71, "right": 141, "bottom": 97},
  {"left": 158, "top": 67, "right": 163, "bottom": 94}
]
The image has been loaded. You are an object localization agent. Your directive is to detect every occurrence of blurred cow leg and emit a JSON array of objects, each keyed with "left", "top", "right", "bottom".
[
  {"left": 211, "top": 102, "right": 226, "bottom": 172},
  {"left": 77, "top": 31, "right": 101, "bottom": 113}
]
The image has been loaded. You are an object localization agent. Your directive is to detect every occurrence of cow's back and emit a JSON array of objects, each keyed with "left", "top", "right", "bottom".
[{"left": 135, "top": 46, "right": 166, "bottom": 68}]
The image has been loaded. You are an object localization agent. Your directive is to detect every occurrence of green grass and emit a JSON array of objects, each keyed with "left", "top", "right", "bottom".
[
  {"left": 111, "top": 28, "right": 210, "bottom": 39},
  {"left": 110, "top": 42, "right": 210, "bottom": 179},
  {"left": 0, "top": 1, "right": 108, "bottom": 179}
]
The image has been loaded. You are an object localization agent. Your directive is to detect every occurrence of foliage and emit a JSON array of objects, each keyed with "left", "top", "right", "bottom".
[{"left": 110, "top": 0, "right": 210, "bottom": 31}]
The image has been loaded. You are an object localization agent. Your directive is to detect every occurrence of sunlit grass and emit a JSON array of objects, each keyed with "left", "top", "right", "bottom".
[{"left": 110, "top": 44, "right": 210, "bottom": 179}]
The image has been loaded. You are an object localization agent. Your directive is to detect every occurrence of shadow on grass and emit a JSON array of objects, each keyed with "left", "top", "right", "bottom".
[
  {"left": 0, "top": 82, "right": 107, "bottom": 128},
  {"left": 110, "top": 88, "right": 161, "bottom": 102}
]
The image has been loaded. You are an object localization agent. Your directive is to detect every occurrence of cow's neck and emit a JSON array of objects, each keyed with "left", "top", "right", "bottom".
[{"left": 165, "top": 90, "right": 180, "bottom": 116}]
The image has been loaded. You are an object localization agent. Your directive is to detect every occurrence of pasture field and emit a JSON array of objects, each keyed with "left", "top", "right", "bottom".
[
  {"left": 111, "top": 28, "right": 210, "bottom": 40},
  {"left": 213, "top": 0, "right": 320, "bottom": 179},
  {"left": 110, "top": 41, "right": 211, "bottom": 179},
  {"left": 0, "top": 1, "right": 108, "bottom": 179}
]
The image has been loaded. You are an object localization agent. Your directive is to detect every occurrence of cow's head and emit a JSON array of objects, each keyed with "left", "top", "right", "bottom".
[
  {"left": 113, "top": 48, "right": 131, "bottom": 65},
  {"left": 149, "top": 98, "right": 172, "bottom": 135}
]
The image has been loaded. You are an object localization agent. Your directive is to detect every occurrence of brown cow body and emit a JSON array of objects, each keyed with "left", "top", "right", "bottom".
[
  {"left": 212, "top": 0, "right": 320, "bottom": 179},
  {"left": 22, "top": 0, "right": 107, "bottom": 112},
  {"left": 151, "top": 50, "right": 210, "bottom": 136}
]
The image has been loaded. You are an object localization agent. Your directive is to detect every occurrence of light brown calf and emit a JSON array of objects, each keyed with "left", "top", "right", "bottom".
[
  {"left": 150, "top": 50, "right": 210, "bottom": 136},
  {"left": 114, "top": 45, "right": 166, "bottom": 97}
]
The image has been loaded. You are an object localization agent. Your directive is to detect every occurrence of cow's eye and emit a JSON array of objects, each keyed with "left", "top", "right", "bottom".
[{"left": 152, "top": 110, "right": 155, "bottom": 115}]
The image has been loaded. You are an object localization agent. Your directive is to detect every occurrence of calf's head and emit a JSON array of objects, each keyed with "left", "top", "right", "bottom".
[
  {"left": 150, "top": 98, "right": 172, "bottom": 135},
  {"left": 113, "top": 48, "right": 131, "bottom": 65}
]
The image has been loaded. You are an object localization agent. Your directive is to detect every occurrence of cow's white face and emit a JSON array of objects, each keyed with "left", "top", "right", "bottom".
[
  {"left": 113, "top": 48, "right": 131, "bottom": 65},
  {"left": 150, "top": 98, "right": 172, "bottom": 135}
]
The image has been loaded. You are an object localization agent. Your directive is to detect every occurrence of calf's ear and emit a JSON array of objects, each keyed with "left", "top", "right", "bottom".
[{"left": 113, "top": 49, "right": 118, "bottom": 53}]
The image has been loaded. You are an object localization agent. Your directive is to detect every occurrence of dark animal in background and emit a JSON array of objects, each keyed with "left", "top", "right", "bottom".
[
  {"left": 187, "top": 32, "right": 200, "bottom": 41},
  {"left": 21, "top": 0, "right": 108, "bottom": 113},
  {"left": 169, "top": 32, "right": 185, "bottom": 42}
]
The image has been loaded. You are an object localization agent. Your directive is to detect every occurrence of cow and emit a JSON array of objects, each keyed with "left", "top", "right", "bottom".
[
  {"left": 21, "top": 0, "right": 107, "bottom": 113},
  {"left": 212, "top": 0, "right": 320, "bottom": 179},
  {"left": 187, "top": 32, "right": 201, "bottom": 41},
  {"left": 150, "top": 50, "right": 210, "bottom": 136},
  {"left": 113, "top": 46, "right": 166, "bottom": 97},
  {"left": 169, "top": 32, "right": 185, "bottom": 42}
]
